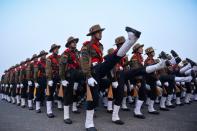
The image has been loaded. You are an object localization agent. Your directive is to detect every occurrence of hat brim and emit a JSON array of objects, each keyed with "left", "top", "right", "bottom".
[
  {"left": 114, "top": 42, "right": 124, "bottom": 46},
  {"left": 37, "top": 52, "right": 48, "bottom": 58},
  {"left": 132, "top": 44, "right": 144, "bottom": 53},
  {"left": 86, "top": 28, "right": 105, "bottom": 36},
  {"left": 49, "top": 45, "right": 61, "bottom": 52},
  {"left": 65, "top": 38, "right": 79, "bottom": 47}
]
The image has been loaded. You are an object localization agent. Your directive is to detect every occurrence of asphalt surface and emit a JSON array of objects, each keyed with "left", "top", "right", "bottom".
[{"left": 0, "top": 98, "right": 197, "bottom": 131}]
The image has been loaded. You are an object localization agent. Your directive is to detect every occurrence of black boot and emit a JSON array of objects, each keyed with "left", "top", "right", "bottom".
[
  {"left": 148, "top": 110, "right": 160, "bottom": 115},
  {"left": 112, "top": 120, "right": 124, "bottom": 125},
  {"left": 125, "top": 27, "right": 141, "bottom": 38},
  {"left": 36, "top": 109, "right": 41, "bottom": 113},
  {"left": 134, "top": 113, "right": 145, "bottom": 119},
  {"left": 160, "top": 107, "right": 170, "bottom": 111},
  {"left": 64, "top": 118, "right": 72, "bottom": 124},
  {"left": 47, "top": 113, "right": 55, "bottom": 118},
  {"left": 72, "top": 110, "right": 80, "bottom": 114},
  {"left": 86, "top": 127, "right": 97, "bottom": 131}
]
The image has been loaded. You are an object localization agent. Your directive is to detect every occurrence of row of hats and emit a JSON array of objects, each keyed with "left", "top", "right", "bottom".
[{"left": 114, "top": 36, "right": 155, "bottom": 54}]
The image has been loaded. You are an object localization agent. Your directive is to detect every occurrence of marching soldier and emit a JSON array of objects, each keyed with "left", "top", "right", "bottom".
[
  {"left": 45, "top": 43, "right": 62, "bottom": 118},
  {"left": 80, "top": 24, "right": 141, "bottom": 131},
  {"left": 9, "top": 66, "right": 16, "bottom": 104},
  {"left": 15, "top": 64, "right": 21, "bottom": 106},
  {"left": 144, "top": 47, "right": 160, "bottom": 114},
  {"left": 60, "top": 36, "right": 84, "bottom": 124},
  {"left": 0, "top": 72, "right": 5, "bottom": 100},
  {"left": 130, "top": 43, "right": 147, "bottom": 119},
  {"left": 26, "top": 54, "right": 38, "bottom": 110},
  {"left": 20, "top": 59, "right": 30, "bottom": 108},
  {"left": 34, "top": 50, "right": 48, "bottom": 113},
  {"left": 5, "top": 68, "right": 11, "bottom": 103}
]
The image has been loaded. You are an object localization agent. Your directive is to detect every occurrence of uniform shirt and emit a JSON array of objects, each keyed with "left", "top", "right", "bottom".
[
  {"left": 34, "top": 58, "right": 46, "bottom": 82},
  {"left": 46, "top": 54, "right": 60, "bottom": 80},
  {"left": 130, "top": 52, "right": 144, "bottom": 69},
  {"left": 59, "top": 48, "right": 80, "bottom": 80},
  {"left": 80, "top": 39, "right": 103, "bottom": 78}
]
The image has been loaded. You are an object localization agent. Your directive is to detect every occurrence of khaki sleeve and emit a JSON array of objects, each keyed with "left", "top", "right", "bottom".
[
  {"left": 26, "top": 64, "right": 31, "bottom": 81},
  {"left": 59, "top": 53, "right": 68, "bottom": 80},
  {"left": 19, "top": 70, "right": 22, "bottom": 83},
  {"left": 80, "top": 45, "right": 92, "bottom": 78},
  {"left": 34, "top": 65, "right": 38, "bottom": 82},
  {"left": 46, "top": 58, "right": 52, "bottom": 80}
]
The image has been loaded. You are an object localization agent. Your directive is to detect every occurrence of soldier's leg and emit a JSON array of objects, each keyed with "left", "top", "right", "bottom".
[
  {"left": 185, "top": 82, "right": 192, "bottom": 104},
  {"left": 63, "top": 70, "right": 74, "bottom": 124},
  {"left": 166, "top": 80, "right": 176, "bottom": 108},
  {"left": 21, "top": 81, "right": 28, "bottom": 108},
  {"left": 35, "top": 78, "right": 44, "bottom": 113},
  {"left": 7, "top": 85, "right": 11, "bottom": 103},
  {"left": 85, "top": 75, "right": 100, "bottom": 130},
  {"left": 134, "top": 79, "right": 146, "bottom": 119},
  {"left": 11, "top": 84, "right": 16, "bottom": 104},
  {"left": 16, "top": 84, "right": 21, "bottom": 106},
  {"left": 121, "top": 83, "right": 130, "bottom": 111},
  {"left": 146, "top": 80, "right": 159, "bottom": 114},
  {"left": 27, "top": 81, "right": 34, "bottom": 110},
  {"left": 175, "top": 83, "right": 183, "bottom": 106},
  {"left": 194, "top": 81, "right": 197, "bottom": 101},
  {"left": 46, "top": 79, "right": 56, "bottom": 118}
]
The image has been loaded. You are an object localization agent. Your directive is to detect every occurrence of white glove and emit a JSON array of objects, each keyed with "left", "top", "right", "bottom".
[
  {"left": 119, "top": 66, "right": 123, "bottom": 71},
  {"left": 92, "top": 62, "right": 98, "bottom": 67},
  {"left": 124, "top": 85, "right": 127, "bottom": 92},
  {"left": 112, "top": 81, "right": 118, "bottom": 88},
  {"left": 35, "top": 82, "right": 39, "bottom": 88},
  {"left": 181, "top": 82, "right": 185, "bottom": 85},
  {"left": 2, "top": 84, "right": 4, "bottom": 87},
  {"left": 129, "top": 84, "right": 134, "bottom": 91},
  {"left": 146, "top": 84, "right": 151, "bottom": 90},
  {"left": 73, "top": 82, "right": 79, "bottom": 90},
  {"left": 28, "top": 81, "right": 32, "bottom": 86},
  {"left": 10, "top": 84, "right": 13, "bottom": 88},
  {"left": 176, "top": 82, "right": 180, "bottom": 85},
  {"left": 17, "top": 84, "right": 20, "bottom": 88},
  {"left": 5, "top": 84, "right": 8, "bottom": 87},
  {"left": 88, "top": 77, "right": 97, "bottom": 87},
  {"left": 61, "top": 80, "right": 69, "bottom": 87},
  {"left": 164, "top": 82, "right": 169, "bottom": 87},
  {"left": 156, "top": 80, "right": 162, "bottom": 86},
  {"left": 48, "top": 80, "right": 53, "bottom": 86},
  {"left": 20, "top": 84, "right": 24, "bottom": 88}
]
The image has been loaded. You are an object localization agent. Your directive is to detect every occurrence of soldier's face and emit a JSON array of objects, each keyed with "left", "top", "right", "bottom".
[
  {"left": 70, "top": 42, "right": 76, "bottom": 49},
  {"left": 151, "top": 51, "right": 155, "bottom": 57},
  {"left": 94, "top": 31, "right": 102, "bottom": 40},
  {"left": 138, "top": 47, "right": 143, "bottom": 54},
  {"left": 41, "top": 55, "right": 46, "bottom": 59},
  {"left": 53, "top": 48, "right": 59, "bottom": 55}
]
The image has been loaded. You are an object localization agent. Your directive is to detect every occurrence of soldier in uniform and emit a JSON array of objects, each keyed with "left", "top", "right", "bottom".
[
  {"left": 26, "top": 54, "right": 38, "bottom": 110},
  {"left": 80, "top": 24, "right": 141, "bottom": 131},
  {"left": 0, "top": 72, "right": 5, "bottom": 100},
  {"left": 34, "top": 50, "right": 48, "bottom": 113},
  {"left": 60, "top": 36, "right": 84, "bottom": 124},
  {"left": 20, "top": 58, "right": 30, "bottom": 108},
  {"left": 9, "top": 66, "right": 16, "bottom": 104},
  {"left": 45, "top": 43, "right": 62, "bottom": 118},
  {"left": 107, "top": 36, "right": 131, "bottom": 112},
  {"left": 5, "top": 68, "right": 11, "bottom": 103},
  {"left": 144, "top": 47, "right": 160, "bottom": 114},
  {"left": 15, "top": 64, "right": 21, "bottom": 106}
]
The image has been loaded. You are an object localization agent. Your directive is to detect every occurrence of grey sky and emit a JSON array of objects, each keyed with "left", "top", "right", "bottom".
[{"left": 0, "top": 0, "right": 197, "bottom": 76}]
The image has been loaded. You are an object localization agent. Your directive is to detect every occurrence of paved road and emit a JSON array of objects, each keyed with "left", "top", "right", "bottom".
[{"left": 0, "top": 99, "right": 197, "bottom": 131}]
